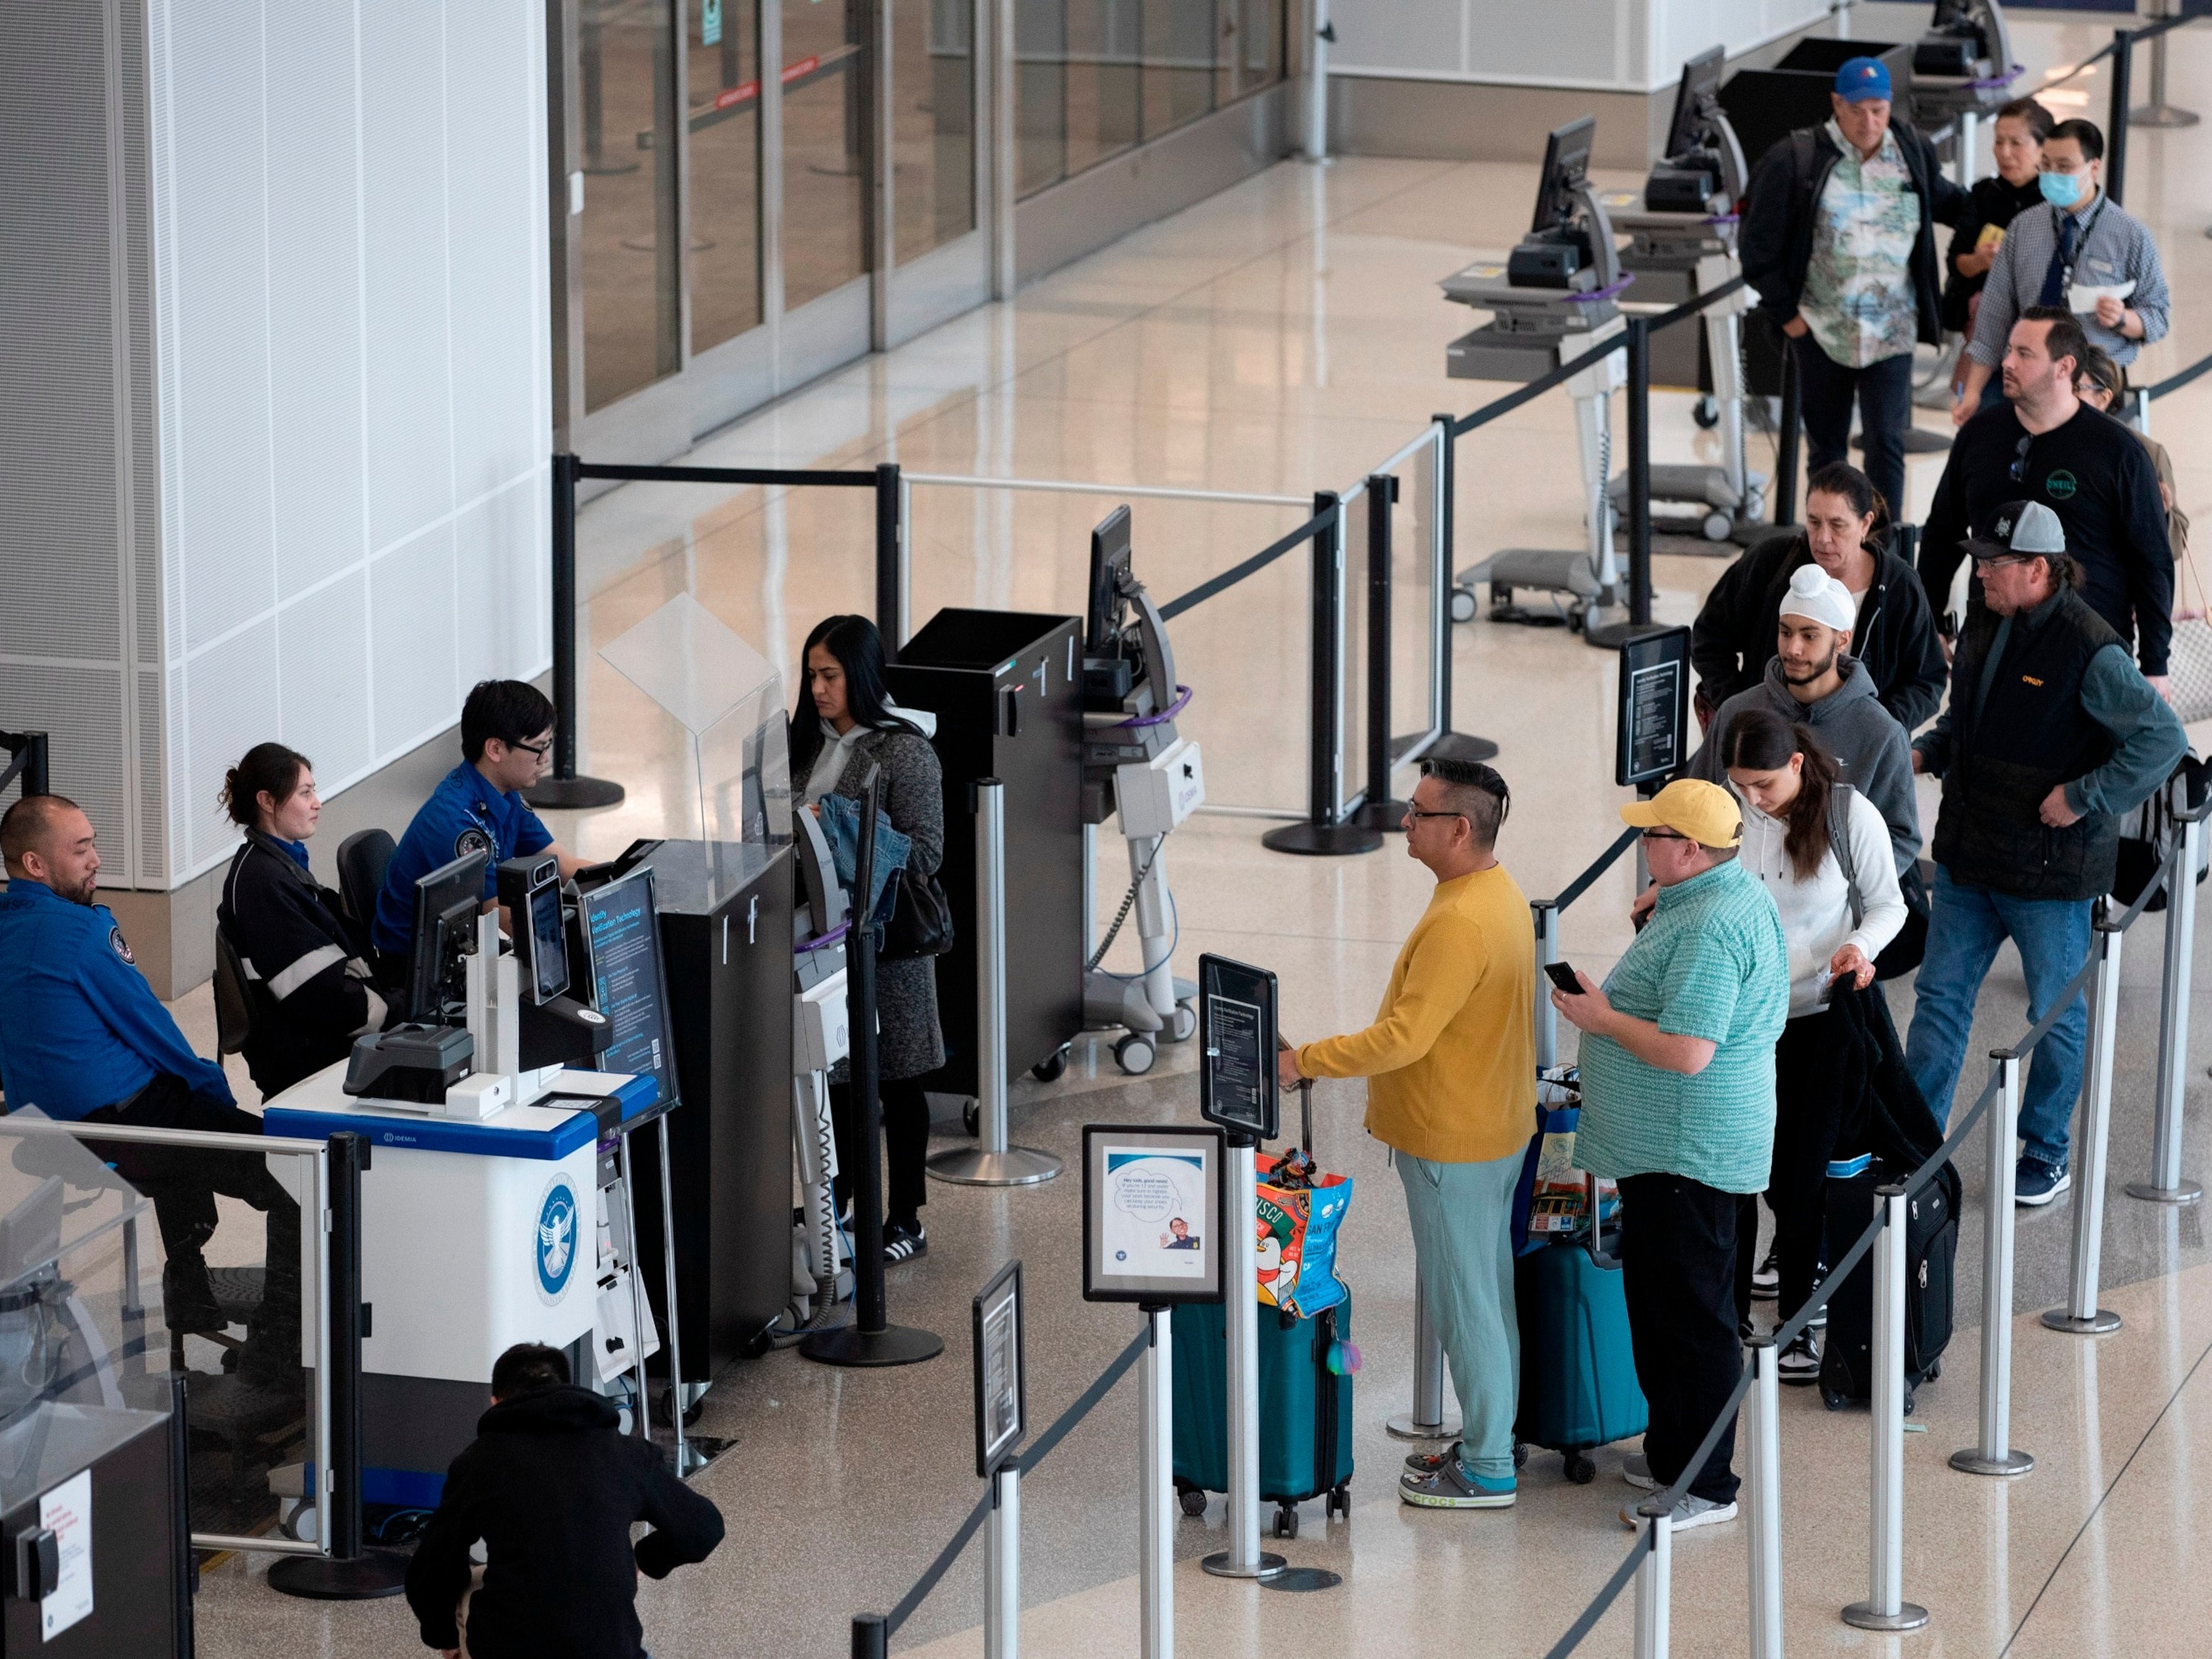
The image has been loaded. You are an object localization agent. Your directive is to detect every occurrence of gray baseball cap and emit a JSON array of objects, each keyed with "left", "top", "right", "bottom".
[{"left": 1965, "top": 499, "right": 2067, "bottom": 561}]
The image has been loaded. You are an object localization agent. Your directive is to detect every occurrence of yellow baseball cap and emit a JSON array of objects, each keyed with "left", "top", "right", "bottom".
[{"left": 1619, "top": 778, "right": 1743, "bottom": 848}]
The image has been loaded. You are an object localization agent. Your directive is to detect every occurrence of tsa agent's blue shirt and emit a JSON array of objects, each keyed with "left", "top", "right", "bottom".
[
  {"left": 371, "top": 763, "right": 554, "bottom": 955},
  {"left": 0, "top": 878, "right": 234, "bottom": 1119}
]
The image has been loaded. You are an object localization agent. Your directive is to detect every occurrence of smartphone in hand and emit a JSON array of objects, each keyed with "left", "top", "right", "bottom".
[{"left": 1543, "top": 961, "right": 1583, "bottom": 994}]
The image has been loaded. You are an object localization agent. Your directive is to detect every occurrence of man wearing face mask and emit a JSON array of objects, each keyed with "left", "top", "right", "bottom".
[{"left": 1953, "top": 118, "right": 2169, "bottom": 422}]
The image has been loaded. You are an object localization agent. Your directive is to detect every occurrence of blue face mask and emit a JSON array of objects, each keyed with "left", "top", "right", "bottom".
[{"left": 2039, "top": 169, "right": 2086, "bottom": 210}]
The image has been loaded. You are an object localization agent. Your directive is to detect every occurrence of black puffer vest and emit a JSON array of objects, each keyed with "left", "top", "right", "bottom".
[{"left": 1932, "top": 590, "right": 2122, "bottom": 901}]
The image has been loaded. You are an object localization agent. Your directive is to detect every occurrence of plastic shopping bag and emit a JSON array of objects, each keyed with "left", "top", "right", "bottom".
[{"left": 1253, "top": 1153, "right": 1351, "bottom": 1318}]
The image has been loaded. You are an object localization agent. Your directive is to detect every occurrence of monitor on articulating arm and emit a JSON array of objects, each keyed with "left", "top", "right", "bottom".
[
  {"left": 1648, "top": 48, "right": 1748, "bottom": 210},
  {"left": 1508, "top": 117, "right": 1619, "bottom": 292},
  {"left": 1529, "top": 117, "right": 1596, "bottom": 239},
  {"left": 1083, "top": 505, "right": 1179, "bottom": 712}
]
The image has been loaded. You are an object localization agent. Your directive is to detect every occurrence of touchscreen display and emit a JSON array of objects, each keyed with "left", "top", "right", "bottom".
[{"left": 530, "top": 882, "right": 568, "bottom": 1002}]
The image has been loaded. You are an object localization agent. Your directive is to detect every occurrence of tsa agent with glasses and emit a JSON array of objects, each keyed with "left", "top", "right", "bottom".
[
  {"left": 1907, "top": 502, "right": 2184, "bottom": 1205},
  {"left": 1954, "top": 117, "right": 2169, "bottom": 423},
  {"left": 371, "top": 679, "right": 594, "bottom": 976},
  {"left": 1920, "top": 307, "right": 2175, "bottom": 697}
]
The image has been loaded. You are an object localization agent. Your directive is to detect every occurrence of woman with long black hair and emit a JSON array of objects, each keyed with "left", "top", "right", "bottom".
[
  {"left": 1722, "top": 709, "right": 1907, "bottom": 1380},
  {"left": 790, "top": 615, "right": 947, "bottom": 1263}
]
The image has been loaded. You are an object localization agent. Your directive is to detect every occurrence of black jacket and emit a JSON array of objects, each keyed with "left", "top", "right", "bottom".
[
  {"left": 405, "top": 1386, "right": 724, "bottom": 1659},
  {"left": 1940, "top": 172, "right": 2044, "bottom": 332},
  {"left": 1740, "top": 120, "right": 1972, "bottom": 348},
  {"left": 1690, "top": 531, "right": 1948, "bottom": 732},
  {"left": 217, "top": 832, "right": 386, "bottom": 1099}
]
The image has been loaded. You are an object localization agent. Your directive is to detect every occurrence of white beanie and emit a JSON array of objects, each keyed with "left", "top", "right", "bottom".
[{"left": 1778, "top": 564, "right": 1857, "bottom": 635}]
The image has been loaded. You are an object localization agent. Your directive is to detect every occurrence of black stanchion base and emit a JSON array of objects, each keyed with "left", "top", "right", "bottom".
[
  {"left": 799, "top": 1323, "right": 945, "bottom": 1367},
  {"left": 1262, "top": 822, "right": 1385, "bottom": 857},
  {"left": 1584, "top": 620, "right": 1678, "bottom": 650},
  {"left": 523, "top": 774, "right": 627, "bottom": 811},
  {"left": 1424, "top": 730, "right": 1501, "bottom": 763},
  {"left": 1354, "top": 796, "right": 1412, "bottom": 831},
  {"left": 266, "top": 1550, "right": 411, "bottom": 1601}
]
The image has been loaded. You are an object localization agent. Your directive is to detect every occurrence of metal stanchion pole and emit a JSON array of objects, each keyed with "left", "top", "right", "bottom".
[
  {"left": 2044, "top": 920, "right": 2125, "bottom": 1334},
  {"left": 1303, "top": 0, "right": 1332, "bottom": 163},
  {"left": 1952, "top": 1053, "right": 2036, "bottom": 1476},
  {"left": 1588, "top": 317, "right": 1666, "bottom": 649},
  {"left": 984, "top": 1462, "right": 1021, "bottom": 1659},
  {"left": 1357, "top": 475, "right": 1411, "bottom": 829},
  {"left": 526, "top": 453, "right": 626, "bottom": 810},
  {"left": 876, "top": 462, "right": 906, "bottom": 660},
  {"left": 2132, "top": 4, "right": 2198, "bottom": 127},
  {"left": 1265, "top": 495, "right": 1382, "bottom": 856},
  {"left": 2108, "top": 30, "right": 2134, "bottom": 206},
  {"left": 1744, "top": 1338, "right": 1784, "bottom": 1659},
  {"left": 1844, "top": 1188, "right": 1930, "bottom": 1631},
  {"left": 852, "top": 1614, "right": 889, "bottom": 1659},
  {"left": 2133, "top": 813, "right": 2205, "bottom": 1204},
  {"left": 1424, "top": 415, "right": 1500, "bottom": 765},
  {"left": 1386, "top": 1265, "right": 1462, "bottom": 1441},
  {"left": 1203, "top": 1134, "right": 1285, "bottom": 1581},
  {"left": 1532, "top": 899, "right": 1560, "bottom": 1070},
  {"left": 930, "top": 780, "right": 1063, "bottom": 1184},
  {"left": 1634, "top": 1508, "right": 1672, "bottom": 1659},
  {"left": 1774, "top": 341, "right": 1802, "bottom": 529},
  {"left": 1139, "top": 1308, "right": 1173, "bottom": 1659}
]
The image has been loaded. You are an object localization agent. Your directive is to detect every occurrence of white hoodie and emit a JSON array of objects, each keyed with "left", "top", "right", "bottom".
[{"left": 1732, "top": 786, "right": 1907, "bottom": 1018}]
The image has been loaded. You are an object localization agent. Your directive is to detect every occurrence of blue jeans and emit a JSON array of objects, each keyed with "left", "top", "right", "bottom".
[
  {"left": 1791, "top": 336, "right": 1912, "bottom": 526},
  {"left": 1905, "top": 866, "right": 2093, "bottom": 1167}
]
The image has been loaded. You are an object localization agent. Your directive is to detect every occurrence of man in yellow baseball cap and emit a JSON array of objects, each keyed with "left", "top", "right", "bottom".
[{"left": 1550, "top": 774, "right": 1787, "bottom": 1534}]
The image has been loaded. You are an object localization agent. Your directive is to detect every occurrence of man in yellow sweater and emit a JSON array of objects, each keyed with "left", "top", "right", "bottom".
[{"left": 1278, "top": 757, "right": 1536, "bottom": 1509}]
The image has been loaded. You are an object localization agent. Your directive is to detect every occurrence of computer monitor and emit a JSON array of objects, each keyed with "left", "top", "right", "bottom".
[
  {"left": 1663, "top": 46, "right": 1727, "bottom": 161},
  {"left": 1086, "top": 505, "right": 1134, "bottom": 655},
  {"left": 404, "top": 848, "right": 490, "bottom": 1023},
  {"left": 1529, "top": 117, "right": 1596, "bottom": 237}
]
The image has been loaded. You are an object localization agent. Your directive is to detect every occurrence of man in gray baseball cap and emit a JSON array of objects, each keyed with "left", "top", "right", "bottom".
[{"left": 1907, "top": 500, "right": 2185, "bottom": 1205}]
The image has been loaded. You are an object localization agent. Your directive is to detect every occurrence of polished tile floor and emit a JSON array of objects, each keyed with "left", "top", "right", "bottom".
[{"left": 182, "top": 8, "right": 2212, "bottom": 1653}]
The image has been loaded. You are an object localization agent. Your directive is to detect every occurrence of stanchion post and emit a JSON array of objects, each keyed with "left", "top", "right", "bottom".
[
  {"left": 876, "top": 462, "right": 906, "bottom": 661},
  {"left": 1588, "top": 318, "right": 1663, "bottom": 649},
  {"left": 2134, "top": 811, "right": 2204, "bottom": 1204},
  {"left": 1952, "top": 1053, "right": 2035, "bottom": 1476},
  {"left": 929, "top": 780, "right": 1063, "bottom": 1186},
  {"left": 2045, "top": 918, "right": 2125, "bottom": 1333},
  {"left": 1634, "top": 1506, "right": 1671, "bottom": 1659},
  {"left": 1303, "top": 0, "right": 1331, "bottom": 163},
  {"left": 526, "top": 453, "right": 626, "bottom": 811},
  {"left": 1744, "top": 1339, "right": 1783, "bottom": 1659},
  {"left": 1202, "top": 1133, "right": 1285, "bottom": 1581},
  {"left": 1358, "top": 475, "right": 1411, "bottom": 829},
  {"left": 1532, "top": 899, "right": 1560, "bottom": 1070},
  {"left": 1139, "top": 1307, "right": 1173, "bottom": 1659},
  {"left": 1386, "top": 1262, "right": 1462, "bottom": 1441},
  {"left": 1843, "top": 1188, "right": 1930, "bottom": 1631},
  {"left": 1264, "top": 495, "right": 1382, "bottom": 856},
  {"left": 1425, "top": 415, "right": 1500, "bottom": 765},
  {"left": 2132, "top": 3, "right": 2200, "bottom": 127},
  {"left": 1774, "top": 338, "right": 1802, "bottom": 529},
  {"left": 984, "top": 1461, "right": 1021, "bottom": 1659},
  {"left": 2108, "top": 29, "right": 2134, "bottom": 206},
  {"left": 852, "top": 1614, "right": 889, "bottom": 1659}
]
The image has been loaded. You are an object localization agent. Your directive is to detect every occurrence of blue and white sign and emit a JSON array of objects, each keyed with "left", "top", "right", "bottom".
[{"left": 534, "top": 1175, "right": 581, "bottom": 1303}]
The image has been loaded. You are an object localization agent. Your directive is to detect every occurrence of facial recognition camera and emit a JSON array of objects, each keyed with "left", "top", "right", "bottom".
[{"left": 496, "top": 855, "right": 615, "bottom": 1073}]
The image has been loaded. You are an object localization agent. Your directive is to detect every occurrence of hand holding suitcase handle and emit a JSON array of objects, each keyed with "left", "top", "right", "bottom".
[{"left": 1583, "top": 1171, "right": 1624, "bottom": 1271}]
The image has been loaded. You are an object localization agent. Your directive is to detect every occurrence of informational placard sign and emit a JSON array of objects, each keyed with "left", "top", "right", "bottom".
[
  {"left": 39, "top": 1468, "right": 91, "bottom": 1639},
  {"left": 1615, "top": 626, "right": 1691, "bottom": 788},
  {"left": 1197, "top": 954, "right": 1278, "bottom": 1141},
  {"left": 1081, "top": 1124, "right": 1226, "bottom": 1304},
  {"left": 971, "top": 1262, "right": 1025, "bottom": 1478},
  {"left": 580, "top": 869, "right": 678, "bottom": 1107}
]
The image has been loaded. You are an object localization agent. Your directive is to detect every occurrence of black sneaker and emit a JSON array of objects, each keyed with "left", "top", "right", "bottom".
[
  {"left": 883, "top": 1220, "right": 928, "bottom": 1263},
  {"left": 1750, "top": 1246, "right": 1779, "bottom": 1301},
  {"left": 1776, "top": 1331, "right": 1820, "bottom": 1385}
]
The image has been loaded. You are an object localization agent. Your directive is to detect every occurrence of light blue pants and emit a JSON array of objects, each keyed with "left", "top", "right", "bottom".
[{"left": 1396, "top": 1148, "right": 1523, "bottom": 1481}]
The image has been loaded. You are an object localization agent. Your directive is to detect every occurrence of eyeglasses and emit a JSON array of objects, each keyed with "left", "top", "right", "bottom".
[
  {"left": 1639, "top": 828, "right": 1691, "bottom": 843},
  {"left": 511, "top": 737, "right": 552, "bottom": 759},
  {"left": 1403, "top": 807, "right": 1468, "bottom": 824},
  {"left": 2008, "top": 433, "right": 2033, "bottom": 483},
  {"left": 1972, "top": 552, "right": 2030, "bottom": 570}
]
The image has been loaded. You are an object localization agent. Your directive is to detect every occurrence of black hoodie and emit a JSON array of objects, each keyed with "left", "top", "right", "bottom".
[{"left": 405, "top": 1385, "right": 724, "bottom": 1659}]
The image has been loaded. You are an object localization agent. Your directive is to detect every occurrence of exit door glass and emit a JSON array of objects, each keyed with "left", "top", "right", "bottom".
[
  {"left": 892, "top": 0, "right": 975, "bottom": 261},
  {"left": 781, "top": 0, "right": 871, "bottom": 310},
  {"left": 580, "top": 0, "right": 681, "bottom": 412},
  {"left": 688, "top": 0, "right": 764, "bottom": 353}
]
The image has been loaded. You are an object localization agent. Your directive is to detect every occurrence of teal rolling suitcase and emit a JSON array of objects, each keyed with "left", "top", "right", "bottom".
[
  {"left": 1171, "top": 1295, "right": 1354, "bottom": 1539},
  {"left": 1514, "top": 1228, "right": 1647, "bottom": 1483}
]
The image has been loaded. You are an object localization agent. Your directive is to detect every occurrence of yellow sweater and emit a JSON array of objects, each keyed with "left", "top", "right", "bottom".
[{"left": 1295, "top": 864, "right": 1536, "bottom": 1164}]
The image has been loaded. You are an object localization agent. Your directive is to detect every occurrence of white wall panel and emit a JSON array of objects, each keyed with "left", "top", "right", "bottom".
[
  {"left": 452, "top": 477, "right": 539, "bottom": 693},
  {"left": 370, "top": 523, "right": 461, "bottom": 758},
  {"left": 275, "top": 572, "right": 375, "bottom": 787},
  {"left": 181, "top": 616, "right": 279, "bottom": 871}
]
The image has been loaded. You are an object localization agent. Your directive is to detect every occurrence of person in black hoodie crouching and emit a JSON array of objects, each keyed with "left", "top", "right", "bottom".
[{"left": 405, "top": 1344, "right": 724, "bottom": 1659}]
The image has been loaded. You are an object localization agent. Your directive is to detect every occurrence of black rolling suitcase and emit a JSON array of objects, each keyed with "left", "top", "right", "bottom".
[{"left": 1817, "top": 1156, "right": 1960, "bottom": 1412}]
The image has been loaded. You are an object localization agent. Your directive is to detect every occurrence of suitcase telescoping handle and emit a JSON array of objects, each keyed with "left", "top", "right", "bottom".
[
  {"left": 1582, "top": 1172, "right": 1624, "bottom": 1270},
  {"left": 1277, "top": 1035, "right": 1315, "bottom": 1155}
]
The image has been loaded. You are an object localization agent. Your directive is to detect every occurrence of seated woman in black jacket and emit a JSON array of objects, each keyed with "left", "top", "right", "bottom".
[
  {"left": 216, "top": 743, "right": 388, "bottom": 1099},
  {"left": 1689, "top": 462, "right": 1948, "bottom": 735}
]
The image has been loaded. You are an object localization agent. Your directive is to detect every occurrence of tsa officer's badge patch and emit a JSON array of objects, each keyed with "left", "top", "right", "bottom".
[
  {"left": 455, "top": 826, "right": 493, "bottom": 860},
  {"left": 109, "top": 927, "right": 135, "bottom": 966}
]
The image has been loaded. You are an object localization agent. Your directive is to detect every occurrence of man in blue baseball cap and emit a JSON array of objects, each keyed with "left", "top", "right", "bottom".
[{"left": 1742, "top": 54, "right": 1972, "bottom": 520}]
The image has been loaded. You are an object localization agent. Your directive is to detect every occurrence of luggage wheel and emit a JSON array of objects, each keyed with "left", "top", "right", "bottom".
[
  {"left": 1820, "top": 1385, "right": 1848, "bottom": 1412},
  {"left": 1326, "top": 1483, "right": 1351, "bottom": 1519},
  {"left": 1271, "top": 1503, "right": 1299, "bottom": 1539},
  {"left": 1178, "top": 1487, "right": 1208, "bottom": 1518},
  {"left": 1565, "top": 1451, "right": 1596, "bottom": 1485}
]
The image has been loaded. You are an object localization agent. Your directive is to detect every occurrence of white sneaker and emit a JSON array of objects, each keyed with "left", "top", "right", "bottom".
[
  {"left": 1621, "top": 1452, "right": 1659, "bottom": 1492},
  {"left": 1622, "top": 1493, "right": 1738, "bottom": 1532}
]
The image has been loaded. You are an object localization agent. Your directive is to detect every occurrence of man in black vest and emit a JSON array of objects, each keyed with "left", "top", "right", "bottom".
[{"left": 1905, "top": 502, "right": 2185, "bottom": 1205}]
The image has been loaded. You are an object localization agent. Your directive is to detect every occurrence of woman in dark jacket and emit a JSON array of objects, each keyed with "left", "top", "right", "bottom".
[
  {"left": 1939, "top": 98, "right": 2051, "bottom": 336},
  {"left": 1690, "top": 462, "right": 1947, "bottom": 734},
  {"left": 216, "top": 743, "right": 388, "bottom": 1099},
  {"left": 791, "top": 615, "right": 947, "bottom": 1262}
]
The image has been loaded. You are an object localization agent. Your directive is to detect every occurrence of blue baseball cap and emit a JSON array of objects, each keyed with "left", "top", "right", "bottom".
[{"left": 1835, "top": 56, "right": 1892, "bottom": 103}]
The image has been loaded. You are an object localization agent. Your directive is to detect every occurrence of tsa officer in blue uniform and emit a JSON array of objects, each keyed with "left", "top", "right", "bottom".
[
  {"left": 371, "top": 680, "right": 594, "bottom": 973},
  {"left": 0, "top": 793, "right": 300, "bottom": 1382}
]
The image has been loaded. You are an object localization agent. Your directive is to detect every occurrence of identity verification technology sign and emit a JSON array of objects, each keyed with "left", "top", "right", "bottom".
[{"left": 1082, "top": 1125, "right": 1225, "bottom": 1304}]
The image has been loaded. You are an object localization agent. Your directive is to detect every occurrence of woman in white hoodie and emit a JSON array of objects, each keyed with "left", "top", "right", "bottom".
[{"left": 1722, "top": 706, "right": 1907, "bottom": 1381}]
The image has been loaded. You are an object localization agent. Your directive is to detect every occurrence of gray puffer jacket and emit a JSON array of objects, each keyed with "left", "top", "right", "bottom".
[
  {"left": 1686, "top": 655, "right": 1922, "bottom": 876},
  {"left": 828, "top": 726, "right": 947, "bottom": 1081}
]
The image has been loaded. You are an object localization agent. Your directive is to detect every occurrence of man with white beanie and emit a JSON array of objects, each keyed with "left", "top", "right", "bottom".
[{"left": 1686, "top": 564, "right": 1921, "bottom": 880}]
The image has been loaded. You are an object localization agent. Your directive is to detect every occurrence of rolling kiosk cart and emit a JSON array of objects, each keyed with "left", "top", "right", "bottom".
[
  {"left": 1601, "top": 48, "right": 1766, "bottom": 544},
  {"left": 1079, "top": 505, "right": 1205, "bottom": 1077},
  {"left": 1442, "top": 117, "right": 1625, "bottom": 634}
]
